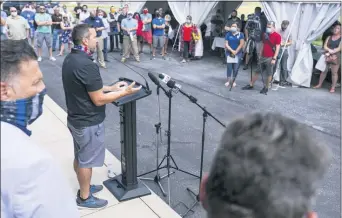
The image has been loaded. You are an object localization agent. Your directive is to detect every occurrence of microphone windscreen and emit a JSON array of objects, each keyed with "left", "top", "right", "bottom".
[
  {"left": 166, "top": 80, "right": 176, "bottom": 89},
  {"left": 148, "top": 72, "right": 160, "bottom": 85},
  {"left": 158, "top": 74, "right": 164, "bottom": 79}
]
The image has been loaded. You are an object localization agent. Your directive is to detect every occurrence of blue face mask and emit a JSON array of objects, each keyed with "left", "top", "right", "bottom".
[{"left": 0, "top": 88, "right": 47, "bottom": 134}]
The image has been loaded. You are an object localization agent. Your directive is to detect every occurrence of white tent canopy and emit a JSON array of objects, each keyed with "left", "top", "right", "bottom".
[{"left": 127, "top": 0, "right": 340, "bottom": 87}]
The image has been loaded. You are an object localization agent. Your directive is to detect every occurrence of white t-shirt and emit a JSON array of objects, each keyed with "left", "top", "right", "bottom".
[
  {"left": 79, "top": 11, "right": 90, "bottom": 23},
  {"left": 1, "top": 122, "right": 80, "bottom": 218}
]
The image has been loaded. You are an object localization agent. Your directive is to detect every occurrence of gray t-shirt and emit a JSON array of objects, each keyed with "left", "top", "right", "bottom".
[
  {"left": 6, "top": 16, "right": 30, "bottom": 40},
  {"left": 140, "top": 13, "right": 152, "bottom": 31},
  {"left": 225, "top": 17, "right": 242, "bottom": 29},
  {"left": 278, "top": 28, "right": 292, "bottom": 49}
]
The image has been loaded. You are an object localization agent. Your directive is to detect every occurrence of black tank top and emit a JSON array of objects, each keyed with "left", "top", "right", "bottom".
[{"left": 328, "top": 36, "right": 341, "bottom": 49}]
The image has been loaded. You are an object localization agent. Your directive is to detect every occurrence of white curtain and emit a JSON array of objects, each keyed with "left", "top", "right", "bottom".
[
  {"left": 290, "top": 3, "right": 340, "bottom": 87},
  {"left": 261, "top": 1, "right": 341, "bottom": 87},
  {"left": 168, "top": 0, "right": 218, "bottom": 57}
]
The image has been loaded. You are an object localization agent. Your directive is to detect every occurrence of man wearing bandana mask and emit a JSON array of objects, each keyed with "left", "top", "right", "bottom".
[
  {"left": 1, "top": 39, "right": 80, "bottom": 217},
  {"left": 277, "top": 20, "right": 292, "bottom": 87}
]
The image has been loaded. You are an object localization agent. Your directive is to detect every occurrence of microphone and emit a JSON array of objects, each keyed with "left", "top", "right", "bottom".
[
  {"left": 158, "top": 73, "right": 182, "bottom": 91},
  {"left": 148, "top": 72, "right": 160, "bottom": 86}
]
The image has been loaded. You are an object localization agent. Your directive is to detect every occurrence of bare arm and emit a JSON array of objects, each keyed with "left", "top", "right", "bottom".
[
  {"left": 88, "top": 82, "right": 141, "bottom": 106},
  {"left": 225, "top": 40, "right": 233, "bottom": 52},
  {"left": 323, "top": 36, "right": 330, "bottom": 51},
  {"left": 0, "top": 17, "right": 5, "bottom": 26},
  {"left": 236, "top": 38, "right": 245, "bottom": 53},
  {"left": 273, "top": 44, "right": 281, "bottom": 59}
]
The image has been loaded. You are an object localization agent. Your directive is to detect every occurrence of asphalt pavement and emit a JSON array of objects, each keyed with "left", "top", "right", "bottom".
[{"left": 38, "top": 45, "right": 340, "bottom": 218}]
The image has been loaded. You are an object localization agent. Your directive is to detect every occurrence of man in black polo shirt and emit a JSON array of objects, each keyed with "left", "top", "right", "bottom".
[
  {"left": 85, "top": 9, "right": 106, "bottom": 68},
  {"left": 62, "top": 24, "right": 141, "bottom": 209},
  {"left": 51, "top": 7, "right": 62, "bottom": 52}
]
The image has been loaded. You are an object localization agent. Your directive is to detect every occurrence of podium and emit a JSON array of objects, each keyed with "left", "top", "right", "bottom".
[{"left": 103, "top": 77, "right": 152, "bottom": 201}]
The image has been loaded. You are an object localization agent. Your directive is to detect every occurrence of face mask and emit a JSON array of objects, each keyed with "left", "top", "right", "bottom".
[
  {"left": 186, "top": 19, "right": 190, "bottom": 23},
  {"left": 11, "top": 12, "right": 17, "bottom": 17},
  {"left": 266, "top": 27, "right": 272, "bottom": 33},
  {"left": 230, "top": 27, "right": 237, "bottom": 32},
  {"left": 98, "top": 15, "right": 103, "bottom": 19},
  {"left": 143, "top": 10, "right": 148, "bottom": 14},
  {"left": 127, "top": 15, "right": 132, "bottom": 19},
  {"left": 83, "top": 9, "right": 87, "bottom": 12},
  {"left": 63, "top": 18, "right": 68, "bottom": 21},
  {"left": 0, "top": 88, "right": 47, "bottom": 128}
]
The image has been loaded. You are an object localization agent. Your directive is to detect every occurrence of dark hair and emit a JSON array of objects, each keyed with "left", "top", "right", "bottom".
[
  {"left": 82, "top": 5, "right": 88, "bottom": 8},
  {"left": 255, "top": 7, "right": 262, "bottom": 12},
  {"left": 72, "top": 24, "right": 91, "bottom": 45},
  {"left": 205, "top": 112, "right": 331, "bottom": 218},
  {"left": 133, "top": 12, "right": 141, "bottom": 20},
  {"left": 0, "top": 40, "right": 37, "bottom": 82}
]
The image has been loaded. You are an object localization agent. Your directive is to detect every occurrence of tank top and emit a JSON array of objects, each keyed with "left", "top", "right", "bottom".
[{"left": 328, "top": 36, "right": 341, "bottom": 49}]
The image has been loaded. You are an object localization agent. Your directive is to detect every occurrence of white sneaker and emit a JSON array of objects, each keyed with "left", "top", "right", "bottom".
[
  {"left": 49, "top": 56, "right": 56, "bottom": 61},
  {"left": 37, "top": 56, "right": 42, "bottom": 62},
  {"left": 181, "top": 59, "right": 186, "bottom": 63}
]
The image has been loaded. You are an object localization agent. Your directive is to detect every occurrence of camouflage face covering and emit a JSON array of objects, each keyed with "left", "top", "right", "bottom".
[{"left": 0, "top": 88, "right": 46, "bottom": 135}]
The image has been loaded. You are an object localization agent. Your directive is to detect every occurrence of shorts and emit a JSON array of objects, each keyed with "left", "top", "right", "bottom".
[
  {"left": 259, "top": 57, "right": 274, "bottom": 76},
  {"left": 153, "top": 35, "right": 163, "bottom": 48},
  {"left": 137, "top": 35, "right": 143, "bottom": 42},
  {"left": 68, "top": 122, "right": 105, "bottom": 168},
  {"left": 30, "top": 28, "right": 35, "bottom": 39},
  {"left": 142, "top": 30, "right": 152, "bottom": 44},
  {"left": 36, "top": 32, "right": 52, "bottom": 48}
]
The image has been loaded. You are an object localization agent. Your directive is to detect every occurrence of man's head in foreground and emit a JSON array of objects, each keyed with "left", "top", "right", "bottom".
[{"left": 200, "top": 112, "right": 331, "bottom": 218}]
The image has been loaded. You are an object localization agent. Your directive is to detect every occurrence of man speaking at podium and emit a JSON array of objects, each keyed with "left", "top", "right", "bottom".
[{"left": 62, "top": 24, "right": 141, "bottom": 209}]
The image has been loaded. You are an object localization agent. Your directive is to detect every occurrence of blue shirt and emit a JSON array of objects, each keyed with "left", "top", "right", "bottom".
[
  {"left": 121, "top": 18, "right": 137, "bottom": 36},
  {"left": 225, "top": 31, "right": 244, "bottom": 55},
  {"left": 21, "top": 10, "right": 36, "bottom": 29},
  {"left": 85, "top": 17, "right": 104, "bottom": 37},
  {"left": 152, "top": 17, "right": 165, "bottom": 36},
  {"left": 1, "top": 10, "right": 7, "bottom": 35}
]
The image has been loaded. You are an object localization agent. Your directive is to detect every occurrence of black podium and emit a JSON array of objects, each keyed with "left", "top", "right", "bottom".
[{"left": 103, "top": 77, "right": 152, "bottom": 202}]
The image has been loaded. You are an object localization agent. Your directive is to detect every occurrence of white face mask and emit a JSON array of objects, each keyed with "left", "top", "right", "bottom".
[
  {"left": 98, "top": 15, "right": 103, "bottom": 19},
  {"left": 230, "top": 27, "right": 237, "bottom": 32},
  {"left": 266, "top": 27, "right": 272, "bottom": 33},
  {"left": 11, "top": 12, "right": 17, "bottom": 17},
  {"left": 186, "top": 19, "right": 190, "bottom": 23}
]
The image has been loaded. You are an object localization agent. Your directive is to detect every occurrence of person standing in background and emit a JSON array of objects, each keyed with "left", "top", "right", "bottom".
[
  {"left": 140, "top": 7, "right": 153, "bottom": 54},
  {"left": 21, "top": 5, "right": 36, "bottom": 47},
  {"left": 108, "top": 6, "right": 120, "bottom": 52},
  {"left": 1, "top": 1, "right": 7, "bottom": 40},
  {"left": 278, "top": 20, "right": 292, "bottom": 87},
  {"left": 73, "top": 2, "right": 82, "bottom": 24},
  {"left": 58, "top": 14, "right": 73, "bottom": 56},
  {"left": 98, "top": 10, "right": 110, "bottom": 62},
  {"left": 152, "top": 10, "right": 165, "bottom": 59},
  {"left": 224, "top": 10, "right": 242, "bottom": 32},
  {"left": 163, "top": 14, "right": 172, "bottom": 55},
  {"left": 35, "top": 5, "right": 55, "bottom": 62},
  {"left": 117, "top": 7, "right": 127, "bottom": 55},
  {"left": 120, "top": 11, "right": 140, "bottom": 63},
  {"left": 85, "top": 9, "right": 106, "bottom": 68},
  {"left": 134, "top": 12, "right": 144, "bottom": 54},
  {"left": 51, "top": 7, "right": 63, "bottom": 52},
  {"left": 6, "top": 7, "right": 30, "bottom": 41},
  {"left": 79, "top": 5, "right": 90, "bottom": 24},
  {"left": 240, "top": 14, "right": 246, "bottom": 33},
  {"left": 61, "top": 4, "right": 74, "bottom": 24}
]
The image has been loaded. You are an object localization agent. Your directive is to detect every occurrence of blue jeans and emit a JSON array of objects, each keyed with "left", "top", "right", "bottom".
[
  {"left": 103, "top": 37, "right": 108, "bottom": 60},
  {"left": 52, "top": 29, "right": 62, "bottom": 50},
  {"left": 226, "top": 53, "right": 242, "bottom": 79}
]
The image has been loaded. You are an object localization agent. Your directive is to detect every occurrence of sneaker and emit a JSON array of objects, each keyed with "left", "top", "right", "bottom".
[
  {"left": 76, "top": 193, "right": 108, "bottom": 209},
  {"left": 242, "top": 84, "right": 254, "bottom": 90},
  {"left": 181, "top": 59, "right": 186, "bottom": 63},
  {"left": 260, "top": 87, "right": 268, "bottom": 94},
  {"left": 121, "top": 58, "right": 126, "bottom": 63},
  {"left": 38, "top": 56, "right": 42, "bottom": 62},
  {"left": 279, "top": 82, "right": 286, "bottom": 88},
  {"left": 49, "top": 57, "right": 56, "bottom": 61},
  {"left": 243, "top": 65, "right": 248, "bottom": 70},
  {"left": 136, "top": 59, "right": 140, "bottom": 63}
]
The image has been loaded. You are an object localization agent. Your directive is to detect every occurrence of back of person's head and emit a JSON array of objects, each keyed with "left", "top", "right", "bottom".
[
  {"left": 201, "top": 112, "right": 331, "bottom": 218},
  {"left": 255, "top": 7, "right": 262, "bottom": 14}
]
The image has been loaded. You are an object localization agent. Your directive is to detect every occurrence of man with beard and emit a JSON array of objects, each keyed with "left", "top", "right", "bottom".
[
  {"left": 85, "top": 9, "right": 106, "bottom": 68},
  {"left": 1, "top": 39, "right": 79, "bottom": 217},
  {"left": 62, "top": 24, "right": 141, "bottom": 209},
  {"left": 225, "top": 10, "right": 242, "bottom": 32}
]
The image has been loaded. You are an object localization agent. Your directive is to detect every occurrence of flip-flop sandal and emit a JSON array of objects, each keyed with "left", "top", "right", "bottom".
[{"left": 330, "top": 88, "right": 335, "bottom": 93}]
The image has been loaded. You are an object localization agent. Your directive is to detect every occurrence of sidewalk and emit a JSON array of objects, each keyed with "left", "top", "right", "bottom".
[{"left": 29, "top": 95, "right": 181, "bottom": 218}]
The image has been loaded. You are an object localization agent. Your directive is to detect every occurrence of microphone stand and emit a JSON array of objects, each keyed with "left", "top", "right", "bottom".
[
  {"left": 139, "top": 85, "right": 168, "bottom": 196},
  {"left": 139, "top": 83, "right": 199, "bottom": 205},
  {"left": 176, "top": 89, "right": 226, "bottom": 217}
]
